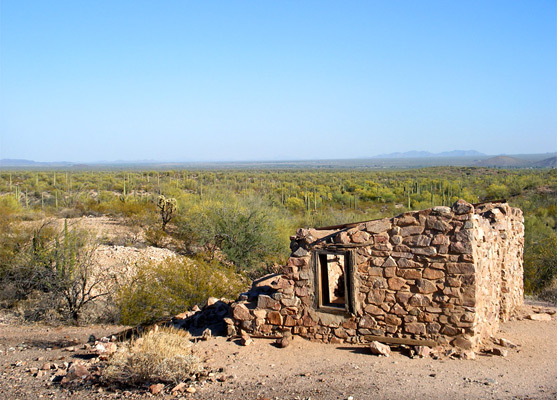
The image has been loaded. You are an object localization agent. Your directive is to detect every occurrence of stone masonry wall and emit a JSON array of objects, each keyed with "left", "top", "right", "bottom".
[{"left": 230, "top": 200, "right": 524, "bottom": 349}]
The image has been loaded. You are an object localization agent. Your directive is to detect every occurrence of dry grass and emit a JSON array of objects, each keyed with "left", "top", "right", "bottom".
[{"left": 104, "top": 326, "right": 202, "bottom": 384}]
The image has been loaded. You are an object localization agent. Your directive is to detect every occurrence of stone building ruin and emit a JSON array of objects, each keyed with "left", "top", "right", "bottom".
[{"left": 230, "top": 200, "right": 524, "bottom": 350}]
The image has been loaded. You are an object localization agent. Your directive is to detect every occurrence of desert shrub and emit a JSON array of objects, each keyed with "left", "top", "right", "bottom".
[
  {"left": 0, "top": 220, "right": 116, "bottom": 323},
  {"left": 118, "top": 256, "right": 248, "bottom": 325},
  {"left": 177, "top": 195, "right": 288, "bottom": 276},
  {"left": 524, "top": 232, "right": 557, "bottom": 295},
  {"left": 144, "top": 225, "right": 168, "bottom": 248},
  {"left": 104, "top": 326, "right": 201, "bottom": 384}
]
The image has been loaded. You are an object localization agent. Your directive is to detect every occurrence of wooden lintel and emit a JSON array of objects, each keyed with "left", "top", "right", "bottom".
[{"left": 363, "top": 335, "right": 437, "bottom": 347}]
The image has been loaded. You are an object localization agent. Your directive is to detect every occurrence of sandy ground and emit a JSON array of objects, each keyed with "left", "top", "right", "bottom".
[{"left": 0, "top": 305, "right": 556, "bottom": 400}]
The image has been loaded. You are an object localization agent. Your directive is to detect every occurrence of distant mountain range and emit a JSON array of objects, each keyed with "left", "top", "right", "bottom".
[
  {"left": 373, "top": 150, "right": 485, "bottom": 158},
  {"left": 0, "top": 159, "right": 75, "bottom": 167},
  {"left": 1, "top": 153, "right": 555, "bottom": 169}
]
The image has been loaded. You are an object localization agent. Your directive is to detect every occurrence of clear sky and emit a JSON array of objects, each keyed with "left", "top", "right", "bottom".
[{"left": 1, "top": 1, "right": 556, "bottom": 162}]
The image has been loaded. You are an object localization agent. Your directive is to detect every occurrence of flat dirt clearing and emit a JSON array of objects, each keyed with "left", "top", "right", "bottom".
[{"left": 1, "top": 304, "right": 556, "bottom": 400}]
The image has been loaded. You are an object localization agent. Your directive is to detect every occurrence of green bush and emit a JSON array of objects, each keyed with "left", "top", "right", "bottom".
[{"left": 118, "top": 256, "right": 248, "bottom": 325}]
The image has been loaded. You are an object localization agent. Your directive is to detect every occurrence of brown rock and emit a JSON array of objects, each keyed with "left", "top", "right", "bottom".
[
  {"left": 413, "top": 247, "right": 438, "bottom": 256},
  {"left": 240, "top": 334, "right": 254, "bottom": 346},
  {"left": 447, "top": 263, "right": 475, "bottom": 275},
  {"left": 365, "top": 219, "right": 392, "bottom": 233},
  {"left": 451, "top": 334, "right": 474, "bottom": 349},
  {"left": 382, "top": 256, "right": 397, "bottom": 267},
  {"left": 401, "top": 225, "right": 425, "bottom": 237},
  {"left": 414, "top": 345, "right": 431, "bottom": 358},
  {"left": 409, "top": 294, "right": 431, "bottom": 307},
  {"left": 527, "top": 313, "right": 552, "bottom": 321},
  {"left": 334, "top": 231, "right": 350, "bottom": 244},
  {"left": 388, "top": 277, "right": 406, "bottom": 290},
  {"left": 400, "top": 269, "right": 422, "bottom": 280},
  {"left": 499, "top": 338, "right": 517, "bottom": 348},
  {"left": 351, "top": 231, "right": 371, "bottom": 243},
  {"left": 423, "top": 268, "right": 444, "bottom": 280},
  {"left": 288, "top": 257, "right": 308, "bottom": 267},
  {"left": 416, "top": 279, "right": 437, "bottom": 294},
  {"left": 403, "top": 235, "right": 432, "bottom": 247},
  {"left": 369, "top": 341, "right": 391, "bottom": 357},
  {"left": 171, "top": 383, "right": 187, "bottom": 393},
  {"left": 201, "top": 328, "right": 212, "bottom": 341},
  {"left": 390, "top": 235, "right": 403, "bottom": 245},
  {"left": 257, "top": 295, "right": 281, "bottom": 310},
  {"left": 391, "top": 304, "right": 407, "bottom": 315},
  {"left": 64, "top": 364, "right": 89, "bottom": 382},
  {"left": 452, "top": 199, "right": 474, "bottom": 215},
  {"left": 149, "top": 384, "right": 165, "bottom": 395},
  {"left": 364, "top": 304, "right": 384, "bottom": 315},
  {"left": 367, "top": 289, "right": 385, "bottom": 305},
  {"left": 426, "top": 216, "right": 452, "bottom": 232},
  {"left": 233, "top": 304, "right": 253, "bottom": 321},
  {"left": 267, "top": 311, "right": 283, "bottom": 325},
  {"left": 396, "top": 215, "right": 418, "bottom": 226},
  {"left": 427, "top": 322, "right": 441, "bottom": 334},
  {"left": 490, "top": 347, "right": 508, "bottom": 357},
  {"left": 385, "top": 314, "right": 402, "bottom": 326},
  {"left": 404, "top": 322, "right": 425, "bottom": 335},
  {"left": 359, "top": 315, "right": 377, "bottom": 329},
  {"left": 395, "top": 291, "right": 412, "bottom": 303},
  {"left": 450, "top": 241, "right": 472, "bottom": 254},
  {"left": 398, "top": 258, "right": 421, "bottom": 269},
  {"left": 384, "top": 266, "right": 396, "bottom": 277}
]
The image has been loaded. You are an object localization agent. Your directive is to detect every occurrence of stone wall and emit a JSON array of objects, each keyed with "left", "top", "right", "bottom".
[{"left": 230, "top": 200, "right": 524, "bottom": 349}]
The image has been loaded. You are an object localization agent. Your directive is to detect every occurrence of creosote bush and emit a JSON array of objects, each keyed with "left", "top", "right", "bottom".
[
  {"left": 118, "top": 256, "right": 248, "bottom": 325},
  {"left": 104, "top": 326, "right": 201, "bottom": 384}
]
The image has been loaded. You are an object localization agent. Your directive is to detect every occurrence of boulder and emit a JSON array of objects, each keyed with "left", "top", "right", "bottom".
[{"left": 369, "top": 341, "right": 391, "bottom": 357}]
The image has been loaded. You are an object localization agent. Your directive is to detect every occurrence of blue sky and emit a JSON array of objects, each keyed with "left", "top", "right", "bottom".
[{"left": 1, "top": 1, "right": 556, "bottom": 162}]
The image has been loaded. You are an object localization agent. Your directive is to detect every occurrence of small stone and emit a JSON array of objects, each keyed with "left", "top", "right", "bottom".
[
  {"left": 186, "top": 387, "right": 196, "bottom": 393},
  {"left": 334, "top": 232, "right": 350, "bottom": 244},
  {"left": 40, "top": 363, "right": 53, "bottom": 371},
  {"left": 499, "top": 338, "right": 517, "bottom": 348},
  {"left": 369, "top": 341, "right": 391, "bottom": 357},
  {"left": 414, "top": 346, "right": 431, "bottom": 358},
  {"left": 201, "top": 328, "right": 212, "bottom": 341},
  {"left": 240, "top": 335, "right": 254, "bottom": 346},
  {"left": 452, "top": 199, "right": 474, "bottom": 215},
  {"left": 365, "top": 219, "right": 392, "bottom": 234},
  {"left": 527, "top": 313, "right": 551, "bottom": 321},
  {"left": 491, "top": 348, "right": 508, "bottom": 357},
  {"left": 171, "top": 382, "right": 187, "bottom": 393},
  {"left": 451, "top": 335, "right": 474, "bottom": 350},
  {"left": 415, "top": 279, "right": 437, "bottom": 294},
  {"left": 149, "top": 383, "right": 165, "bottom": 394},
  {"left": 232, "top": 304, "right": 252, "bottom": 321},
  {"left": 275, "top": 336, "right": 291, "bottom": 348},
  {"left": 461, "top": 350, "right": 476, "bottom": 360},
  {"left": 62, "top": 364, "right": 89, "bottom": 383}
]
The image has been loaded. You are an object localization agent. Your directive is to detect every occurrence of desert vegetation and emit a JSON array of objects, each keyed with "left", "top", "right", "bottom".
[{"left": 0, "top": 167, "right": 555, "bottom": 326}]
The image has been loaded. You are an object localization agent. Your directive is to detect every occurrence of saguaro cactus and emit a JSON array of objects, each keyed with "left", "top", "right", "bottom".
[{"left": 157, "top": 195, "right": 177, "bottom": 232}]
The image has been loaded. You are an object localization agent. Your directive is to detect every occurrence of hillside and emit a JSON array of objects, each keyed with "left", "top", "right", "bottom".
[
  {"left": 532, "top": 156, "right": 557, "bottom": 168},
  {"left": 474, "top": 156, "right": 528, "bottom": 168}
]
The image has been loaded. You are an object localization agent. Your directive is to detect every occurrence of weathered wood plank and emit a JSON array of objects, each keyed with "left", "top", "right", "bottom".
[{"left": 363, "top": 335, "right": 437, "bottom": 347}]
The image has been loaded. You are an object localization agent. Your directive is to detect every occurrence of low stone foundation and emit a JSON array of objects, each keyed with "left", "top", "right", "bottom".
[{"left": 230, "top": 200, "right": 524, "bottom": 350}]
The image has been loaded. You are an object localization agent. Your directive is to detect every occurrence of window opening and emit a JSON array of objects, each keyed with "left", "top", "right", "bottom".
[{"left": 315, "top": 250, "right": 355, "bottom": 313}]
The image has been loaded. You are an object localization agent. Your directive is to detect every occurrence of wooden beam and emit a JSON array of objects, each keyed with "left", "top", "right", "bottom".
[{"left": 363, "top": 335, "right": 437, "bottom": 347}]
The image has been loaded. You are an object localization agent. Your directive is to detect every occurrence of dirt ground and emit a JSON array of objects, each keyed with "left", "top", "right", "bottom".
[{"left": 1, "top": 302, "right": 556, "bottom": 400}]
